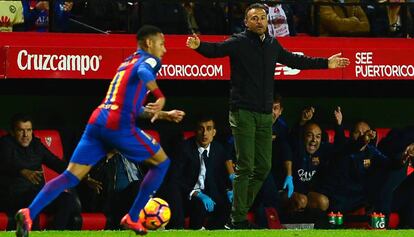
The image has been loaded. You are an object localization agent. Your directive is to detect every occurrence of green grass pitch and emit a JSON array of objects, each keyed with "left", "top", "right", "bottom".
[{"left": 0, "top": 230, "right": 414, "bottom": 237}]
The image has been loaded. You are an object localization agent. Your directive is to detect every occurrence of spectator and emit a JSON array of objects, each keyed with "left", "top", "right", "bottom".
[
  {"left": 193, "top": 2, "right": 227, "bottom": 35},
  {"left": 266, "top": 1, "right": 296, "bottom": 37},
  {"left": 289, "top": 0, "right": 313, "bottom": 34},
  {"left": 0, "top": 0, "right": 24, "bottom": 32},
  {"left": 182, "top": 2, "right": 200, "bottom": 34},
  {"left": 361, "top": 0, "right": 390, "bottom": 36},
  {"left": 0, "top": 113, "right": 82, "bottom": 230},
  {"left": 386, "top": 0, "right": 413, "bottom": 37},
  {"left": 140, "top": 1, "right": 188, "bottom": 34},
  {"left": 21, "top": 0, "right": 73, "bottom": 32},
  {"left": 314, "top": 0, "right": 370, "bottom": 36}
]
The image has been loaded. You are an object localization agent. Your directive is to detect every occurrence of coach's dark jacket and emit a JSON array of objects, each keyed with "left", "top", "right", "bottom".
[{"left": 196, "top": 30, "right": 328, "bottom": 113}]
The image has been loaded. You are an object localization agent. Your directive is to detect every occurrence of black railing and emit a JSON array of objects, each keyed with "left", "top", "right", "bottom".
[{"left": 44, "top": 0, "right": 414, "bottom": 38}]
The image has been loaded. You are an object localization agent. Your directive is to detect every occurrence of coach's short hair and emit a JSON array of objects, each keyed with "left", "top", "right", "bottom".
[
  {"left": 136, "top": 25, "right": 163, "bottom": 48},
  {"left": 244, "top": 3, "right": 267, "bottom": 19}
]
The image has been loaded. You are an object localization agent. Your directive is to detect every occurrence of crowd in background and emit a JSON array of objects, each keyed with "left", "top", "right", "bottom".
[{"left": 1, "top": 0, "right": 414, "bottom": 38}]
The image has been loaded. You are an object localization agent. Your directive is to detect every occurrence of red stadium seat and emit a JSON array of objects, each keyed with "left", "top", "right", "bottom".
[
  {"left": 325, "top": 129, "right": 335, "bottom": 143},
  {"left": 33, "top": 130, "right": 64, "bottom": 182},
  {"left": 34, "top": 130, "right": 108, "bottom": 230},
  {"left": 0, "top": 212, "right": 9, "bottom": 230},
  {"left": 182, "top": 131, "right": 196, "bottom": 140},
  {"left": 143, "top": 129, "right": 160, "bottom": 143},
  {"left": 325, "top": 129, "right": 350, "bottom": 143},
  {"left": 79, "top": 213, "right": 107, "bottom": 230},
  {"left": 0, "top": 129, "right": 7, "bottom": 137},
  {"left": 375, "top": 128, "right": 391, "bottom": 145},
  {"left": 388, "top": 212, "right": 400, "bottom": 229}
]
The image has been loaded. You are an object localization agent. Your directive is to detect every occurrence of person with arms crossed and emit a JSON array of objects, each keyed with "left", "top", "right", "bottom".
[
  {"left": 186, "top": 2, "right": 350, "bottom": 229},
  {"left": 15, "top": 25, "right": 185, "bottom": 237}
]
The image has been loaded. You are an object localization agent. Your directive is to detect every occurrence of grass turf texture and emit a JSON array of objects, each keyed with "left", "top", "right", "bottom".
[{"left": 0, "top": 230, "right": 413, "bottom": 237}]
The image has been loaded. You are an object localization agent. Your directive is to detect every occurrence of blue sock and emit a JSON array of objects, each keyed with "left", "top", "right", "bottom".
[
  {"left": 29, "top": 170, "right": 80, "bottom": 219},
  {"left": 129, "top": 158, "right": 170, "bottom": 222}
]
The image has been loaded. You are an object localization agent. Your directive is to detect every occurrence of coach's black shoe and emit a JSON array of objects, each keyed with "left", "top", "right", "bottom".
[
  {"left": 15, "top": 208, "right": 32, "bottom": 237},
  {"left": 224, "top": 220, "right": 262, "bottom": 230}
]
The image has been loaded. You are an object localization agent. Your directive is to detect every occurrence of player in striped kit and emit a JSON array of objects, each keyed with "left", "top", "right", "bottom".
[{"left": 15, "top": 25, "right": 185, "bottom": 236}]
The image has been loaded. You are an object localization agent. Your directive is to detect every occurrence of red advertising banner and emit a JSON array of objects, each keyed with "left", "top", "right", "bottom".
[
  {"left": 5, "top": 46, "right": 124, "bottom": 79},
  {"left": 0, "top": 32, "right": 413, "bottom": 80}
]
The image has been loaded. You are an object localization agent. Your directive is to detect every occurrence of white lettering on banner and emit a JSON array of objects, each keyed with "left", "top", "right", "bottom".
[
  {"left": 274, "top": 52, "right": 303, "bottom": 76},
  {"left": 158, "top": 64, "right": 223, "bottom": 78},
  {"left": 355, "top": 51, "right": 414, "bottom": 78},
  {"left": 16, "top": 50, "right": 101, "bottom": 75}
]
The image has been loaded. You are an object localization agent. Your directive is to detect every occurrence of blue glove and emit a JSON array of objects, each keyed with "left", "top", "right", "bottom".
[
  {"left": 283, "top": 175, "right": 294, "bottom": 198},
  {"left": 196, "top": 192, "right": 216, "bottom": 212},
  {"left": 229, "top": 173, "right": 236, "bottom": 183},
  {"left": 227, "top": 190, "right": 234, "bottom": 203}
]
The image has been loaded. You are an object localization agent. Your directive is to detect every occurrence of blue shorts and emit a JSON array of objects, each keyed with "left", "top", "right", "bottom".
[{"left": 70, "top": 124, "right": 161, "bottom": 166}]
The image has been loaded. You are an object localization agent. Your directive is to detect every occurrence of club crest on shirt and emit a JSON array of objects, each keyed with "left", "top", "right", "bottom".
[
  {"left": 311, "top": 156, "right": 320, "bottom": 166},
  {"left": 145, "top": 58, "right": 157, "bottom": 68},
  {"left": 45, "top": 136, "right": 52, "bottom": 147}
]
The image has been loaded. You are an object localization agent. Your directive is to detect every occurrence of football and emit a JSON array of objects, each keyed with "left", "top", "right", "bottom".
[{"left": 139, "top": 197, "right": 171, "bottom": 230}]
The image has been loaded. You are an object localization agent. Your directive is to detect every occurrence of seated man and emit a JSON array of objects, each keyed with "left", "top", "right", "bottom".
[
  {"left": 275, "top": 106, "right": 345, "bottom": 227},
  {"left": 174, "top": 115, "right": 232, "bottom": 229},
  {"left": 315, "top": 120, "right": 389, "bottom": 213},
  {"left": 374, "top": 126, "right": 414, "bottom": 228},
  {"left": 0, "top": 113, "right": 81, "bottom": 230}
]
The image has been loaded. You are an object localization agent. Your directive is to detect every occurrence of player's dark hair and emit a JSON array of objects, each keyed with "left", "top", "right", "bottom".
[
  {"left": 136, "top": 25, "right": 163, "bottom": 48},
  {"left": 244, "top": 3, "right": 267, "bottom": 19}
]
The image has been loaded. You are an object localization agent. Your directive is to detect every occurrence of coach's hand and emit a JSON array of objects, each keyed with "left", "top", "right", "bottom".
[
  {"left": 186, "top": 33, "right": 200, "bottom": 49},
  {"left": 328, "top": 53, "right": 350, "bottom": 69}
]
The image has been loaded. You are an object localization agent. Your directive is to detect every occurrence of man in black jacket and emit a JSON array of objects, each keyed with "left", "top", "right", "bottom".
[
  {"left": 186, "top": 3, "right": 350, "bottom": 229},
  {"left": 174, "top": 116, "right": 231, "bottom": 229},
  {"left": 0, "top": 113, "right": 79, "bottom": 230}
]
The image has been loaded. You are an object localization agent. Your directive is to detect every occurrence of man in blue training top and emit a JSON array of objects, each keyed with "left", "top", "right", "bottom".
[{"left": 15, "top": 25, "right": 185, "bottom": 236}]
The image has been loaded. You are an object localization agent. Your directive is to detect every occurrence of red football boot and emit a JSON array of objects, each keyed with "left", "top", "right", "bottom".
[
  {"left": 15, "top": 208, "right": 32, "bottom": 237},
  {"left": 120, "top": 214, "right": 148, "bottom": 235}
]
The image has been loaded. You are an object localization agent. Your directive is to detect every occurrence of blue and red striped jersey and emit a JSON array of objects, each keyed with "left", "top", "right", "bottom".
[{"left": 88, "top": 49, "right": 161, "bottom": 130}]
